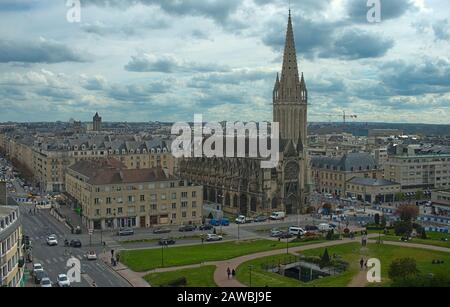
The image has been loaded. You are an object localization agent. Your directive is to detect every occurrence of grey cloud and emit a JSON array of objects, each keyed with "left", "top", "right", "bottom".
[
  {"left": 0, "top": 39, "right": 87, "bottom": 64},
  {"left": 346, "top": 0, "right": 413, "bottom": 23},
  {"left": 432, "top": 19, "right": 450, "bottom": 41},
  {"left": 188, "top": 69, "right": 273, "bottom": 88},
  {"left": 81, "top": 76, "right": 107, "bottom": 91},
  {"left": 107, "top": 81, "right": 171, "bottom": 101},
  {"left": 124, "top": 53, "right": 229, "bottom": 73}
]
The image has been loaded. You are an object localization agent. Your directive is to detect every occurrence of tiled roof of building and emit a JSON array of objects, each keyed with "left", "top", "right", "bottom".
[
  {"left": 311, "top": 152, "right": 378, "bottom": 171},
  {"left": 68, "top": 159, "right": 172, "bottom": 185}
]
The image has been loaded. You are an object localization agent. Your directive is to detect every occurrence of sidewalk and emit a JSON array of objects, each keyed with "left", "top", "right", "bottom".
[{"left": 99, "top": 253, "right": 150, "bottom": 287}]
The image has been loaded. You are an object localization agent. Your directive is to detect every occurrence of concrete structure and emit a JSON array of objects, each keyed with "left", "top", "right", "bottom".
[
  {"left": 0, "top": 205, "right": 23, "bottom": 287},
  {"left": 311, "top": 153, "right": 382, "bottom": 196},
  {"left": 431, "top": 189, "right": 450, "bottom": 217},
  {"left": 0, "top": 181, "right": 6, "bottom": 206},
  {"left": 385, "top": 144, "right": 450, "bottom": 191},
  {"left": 179, "top": 12, "right": 310, "bottom": 216},
  {"left": 65, "top": 159, "right": 202, "bottom": 230},
  {"left": 346, "top": 177, "right": 401, "bottom": 204},
  {"left": 93, "top": 113, "right": 102, "bottom": 132}
]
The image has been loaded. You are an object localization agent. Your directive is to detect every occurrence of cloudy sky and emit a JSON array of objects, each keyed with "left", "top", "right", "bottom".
[{"left": 0, "top": 0, "right": 449, "bottom": 124}]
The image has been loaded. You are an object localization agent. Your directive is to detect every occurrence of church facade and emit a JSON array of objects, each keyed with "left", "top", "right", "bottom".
[{"left": 178, "top": 12, "right": 310, "bottom": 216}]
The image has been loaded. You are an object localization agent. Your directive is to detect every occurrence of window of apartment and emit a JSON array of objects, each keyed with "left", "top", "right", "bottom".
[
  {"left": 181, "top": 192, "right": 188, "bottom": 198},
  {"left": 192, "top": 191, "right": 197, "bottom": 198},
  {"left": 171, "top": 193, "right": 177, "bottom": 200},
  {"left": 181, "top": 201, "right": 188, "bottom": 208},
  {"left": 172, "top": 213, "right": 176, "bottom": 219},
  {"left": 192, "top": 201, "right": 197, "bottom": 208},
  {"left": 182, "top": 212, "right": 187, "bottom": 218},
  {"left": 161, "top": 194, "right": 167, "bottom": 200},
  {"left": 140, "top": 195, "right": 145, "bottom": 202},
  {"left": 140, "top": 206, "right": 145, "bottom": 213},
  {"left": 95, "top": 209, "right": 100, "bottom": 216},
  {"left": 118, "top": 208, "right": 123, "bottom": 214},
  {"left": 107, "top": 208, "right": 112, "bottom": 215},
  {"left": 172, "top": 203, "right": 177, "bottom": 209},
  {"left": 150, "top": 194, "right": 157, "bottom": 201},
  {"left": 170, "top": 182, "right": 175, "bottom": 188},
  {"left": 192, "top": 211, "right": 197, "bottom": 218},
  {"left": 128, "top": 196, "right": 134, "bottom": 203},
  {"left": 151, "top": 204, "right": 157, "bottom": 210},
  {"left": 106, "top": 197, "right": 111, "bottom": 204},
  {"left": 94, "top": 198, "right": 100, "bottom": 205}
]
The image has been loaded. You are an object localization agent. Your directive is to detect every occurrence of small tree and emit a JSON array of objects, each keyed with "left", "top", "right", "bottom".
[
  {"left": 374, "top": 213, "right": 380, "bottom": 225},
  {"left": 388, "top": 258, "right": 419, "bottom": 281},
  {"left": 420, "top": 228, "right": 428, "bottom": 239},
  {"left": 326, "top": 229, "right": 335, "bottom": 240},
  {"left": 320, "top": 248, "right": 331, "bottom": 267},
  {"left": 396, "top": 204, "right": 419, "bottom": 222},
  {"left": 394, "top": 221, "right": 413, "bottom": 237},
  {"left": 395, "top": 192, "right": 406, "bottom": 202}
]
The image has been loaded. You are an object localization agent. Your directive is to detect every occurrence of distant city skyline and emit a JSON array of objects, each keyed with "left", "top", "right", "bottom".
[{"left": 0, "top": 0, "right": 449, "bottom": 124}]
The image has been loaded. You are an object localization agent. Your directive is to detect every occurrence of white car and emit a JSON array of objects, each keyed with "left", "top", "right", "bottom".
[
  {"left": 46, "top": 235, "right": 58, "bottom": 246},
  {"left": 318, "top": 223, "right": 332, "bottom": 232},
  {"left": 40, "top": 277, "right": 52, "bottom": 288},
  {"left": 86, "top": 251, "right": 98, "bottom": 261},
  {"left": 32, "top": 263, "right": 44, "bottom": 275},
  {"left": 57, "top": 274, "right": 71, "bottom": 287},
  {"left": 235, "top": 215, "right": 246, "bottom": 224},
  {"left": 206, "top": 234, "right": 223, "bottom": 242}
]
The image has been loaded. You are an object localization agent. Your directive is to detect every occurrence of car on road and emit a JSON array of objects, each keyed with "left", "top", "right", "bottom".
[
  {"left": 305, "top": 225, "right": 319, "bottom": 232},
  {"left": 270, "top": 211, "right": 286, "bottom": 220},
  {"left": 254, "top": 215, "right": 269, "bottom": 223},
  {"left": 270, "top": 228, "right": 284, "bottom": 237},
  {"left": 32, "top": 263, "right": 44, "bottom": 276},
  {"left": 209, "top": 218, "right": 230, "bottom": 226},
  {"left": 57, "top": 274, "right": 71, "bottom": 287},
  {"left": 206, "top": 234, "right": 223, "bottom": 242},
  {"left": 40, "top": 277, "right": 53, "bottom": 288},
  {"left": 288, "top": 226, "right": 306, "bottom": 236},
  {"left": 279, "top": 232, "right": 294, "bottom": 239},
  {"left": 34, "top": 270, "right": 48, "bottom": 284},
  {"left": 117, "top": 228, "right": 134, "bottom": 236},
  {"left": 179, "top": 225, "right": 197, "bottom": 232},
  {"left": 199, "top": 224, "right": 213, "bottom": 231},
  {"left": 235, "top": 215, "right": 247, "bottom": 224},
  {"left": 86, "top": 251, "right": 98, "bottom": 261},
  {"left": 158, "top": 238, "right": 176, "bottom": 246},
  {"left": 70, "top": 239, "right": 82, "bottom": 248},
  {"left": 46, "top": 234, "right": 58, "bottom": 246},
  {"left": 318, "top": 223, "right": 332, "bottom": 232},
  {"left": 153, "top": 227, "right": 171, "bottom": 234}
]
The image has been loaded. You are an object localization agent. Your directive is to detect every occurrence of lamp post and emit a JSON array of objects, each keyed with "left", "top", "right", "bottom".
[{"left": 286, "top": 236, "right": 289, "bottom": 255}]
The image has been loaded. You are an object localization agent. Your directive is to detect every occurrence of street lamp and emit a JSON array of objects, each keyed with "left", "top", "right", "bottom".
[{"left": 286, "top": 236, "right": 289, "bottom": 254}]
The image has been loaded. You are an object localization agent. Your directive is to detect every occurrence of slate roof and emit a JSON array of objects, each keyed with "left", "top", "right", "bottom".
[
  {"left": 347, "top": 177, "right": 399, "bottom": 186},
  {"left": 311, "top": 152, "right": 378, "bottom": 171}
]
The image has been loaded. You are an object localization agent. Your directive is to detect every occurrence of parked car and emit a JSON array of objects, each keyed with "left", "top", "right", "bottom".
[
  {"left": 70, "top": 239, "right": 82, "bottom": 248},
  {"left": 40, "top": 277, "right": 52, "bottom": 288},
  {"left": 34, "top": 270, "right": 48, "bottom": 284},
  {"left": 270, "top": 228, "right": 284, "bottom": 237},
  {"left": 279, "top": 232, "right": 293, "bottom": 239},
  {"left": 305, "top": 225, "right": 319, "bottom": 232},
  {"left": 159, "top": 238, "right": 176, "bottom": 246},
  {"left": 288, "top": 226, "right": 306, "bottom": 236},
  {"left": 32, "top": 263, "right": 44, "bottom": 276},
  {"left": 153, "top": 227, "right": 171, "bottom": 234},
  {"left": 46, "top": 235, "right": 58, "bottom": 246},
  {"left": 199, "top": 224, "right": 213, "bottom": 231},
  {"left": 254, "top": 215, "right": 269, "bottom": 223},
  {"left": 270, "top": 211, "right": 286, "bottom": 220},
  {"left": 179, "top": 225, "right": 196, "bottom": 232},
  {"left": 57, "top": 274, "right": 71, "bottom": 287},
  {"left": 209, "top": 218, "right": 230, "bottom": 226},
  {"left": 86, "top": 251, "right": 97, "bottom": 261},
  {"left": 117, "top": 228, "right": 134, "bottom": 236},
  {"left": 318, "top": 223, "right": 332, "bottom": 232},
  {"left": 235, "top": 215, "right": 247, "bottom": 224},
  {"left": 206, "top": 234, "right": 223, "bottom": 242}
]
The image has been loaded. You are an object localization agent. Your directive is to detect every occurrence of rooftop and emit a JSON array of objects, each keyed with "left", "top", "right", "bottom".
[{"left": 347, "top": 177, "right": 400, "bottom": 186}]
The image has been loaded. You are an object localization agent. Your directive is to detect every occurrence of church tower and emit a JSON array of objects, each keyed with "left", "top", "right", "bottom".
[{"left": 273, "top": 10, "right": 308, "bottom": 149}]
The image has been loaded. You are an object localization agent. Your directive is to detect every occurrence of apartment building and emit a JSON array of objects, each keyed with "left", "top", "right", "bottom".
[
  {"left": 311, "top": 153, "right": 382, "bottom": 196},
  {"left": 346, "top": 177, "right": 401, "bottom": 204},
  {"left": 0, "top": 132, "right": 176, "bottom": 193},
  {"left": 384, "top": 144, "right": 450, "bottom": 191},
  {"left": 0, "top": 205, "right": 23, "bottom": 287},
  {"left": 65, "top": 159, "right": 202, "bottom": 230}
]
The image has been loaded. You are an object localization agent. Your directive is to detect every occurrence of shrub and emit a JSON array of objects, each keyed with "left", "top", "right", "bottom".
[
  {"left": 163, "top": 277, "right": 187, "bottom": 287},
  {"left": 388, "top": 258, "right": 419, "bottom": 281},
  {"left": 394, "top": 221, "right": 413, "bottom": 237}
]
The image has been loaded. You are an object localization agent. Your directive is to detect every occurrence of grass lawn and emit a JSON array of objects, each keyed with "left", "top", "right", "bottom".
[
  {"left": 120, "top": 238, "right": 325, "bottom": 272},
  {"left": 378, "top": 231, "right": 450, "bottom": 248},
  {"left": 144, "top": 266, "right": 217, "bottom": 287},
  {"left": 236, "top": 243, "right": 450, "bottom": 287}
]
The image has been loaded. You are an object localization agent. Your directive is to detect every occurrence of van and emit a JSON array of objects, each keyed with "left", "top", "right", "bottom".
[
  {"left": 318, "top": 223, "right": 332, "bottom": 231},
  {"left": 270, "top": 212, "right": 286, "bottom": 220},
  {"left": 288, "top": 226, "right": 306, "bottom": 236}
]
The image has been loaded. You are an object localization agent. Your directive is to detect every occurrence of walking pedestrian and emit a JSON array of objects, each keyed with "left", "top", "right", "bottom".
[
  {"left": 116, "top": 254, "right": 120, "bottom": 264},
  {"left": 227, "top": 267, "right": 231, "bottom": 280},
  {"left": 360, "top": 258, "right": 364, "bottom": 270}
]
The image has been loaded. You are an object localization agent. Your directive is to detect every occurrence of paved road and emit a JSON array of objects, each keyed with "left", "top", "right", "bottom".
[{"left": 20, "top": 204, "right": 130, "bottom": 287}]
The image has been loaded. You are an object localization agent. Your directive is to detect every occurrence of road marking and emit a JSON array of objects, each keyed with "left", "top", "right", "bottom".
[
  {"left": 76, "top": 255, "right": 82, "bottom": 260},
  {"left": 45, "top": 259, "right": 51, "bottom": 264},
  {"left": 59, "top": 257, "right": 65, "bottom": 262}
]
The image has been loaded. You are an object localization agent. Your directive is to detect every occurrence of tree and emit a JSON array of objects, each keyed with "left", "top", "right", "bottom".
[
  {"left": 394, "top": 221, "right": 413, "bottom": 236},
  {"left": 396, "top": 204, "right": 419, "bottom": 222},
  {"left": 388, "top": 258, "right": 419, "bottom": 281},
  {"left": 374, "top": 213, "right": 380, "bottom": 225},
  {"left": 415, "top": 190, "right": 425, "bottom": 200},
  {"left": 326, "top": 229, "right": 335, "bottom": 240},
  {"left": 320, "top": 248, "right": 331, "bottom": 267},
  {"left": 395, "top": 192, "right": 406, "bottom": 202},
  {"left": 420, "top": 228, "right": 428, "bottom": 239}
]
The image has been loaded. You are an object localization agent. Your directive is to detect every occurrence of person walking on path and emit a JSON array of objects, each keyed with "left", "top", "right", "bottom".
[
  {"left": 227, "top": 267, "right": 231, "bottom": 280},
  {"left": 360, "top": 258, "right": 365, "bottom": 270}
]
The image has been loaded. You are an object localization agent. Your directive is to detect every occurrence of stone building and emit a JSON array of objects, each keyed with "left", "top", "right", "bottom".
[
  {"left": 93, "top": 113, "right": 102, "bottom": 132},
  {"left": 179, "top": 12, "right": 310, "bottom": 216}
]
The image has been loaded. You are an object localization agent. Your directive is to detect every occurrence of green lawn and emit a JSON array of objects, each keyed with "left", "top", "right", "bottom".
[
  {"left": 379, "top": 232, "right": 450, "bottom": 248},
  {"left": 121, "top": 238, "right": 325, "bottom": 272},
  {"left": 144, "top": 266, "right": 217, "bottom": 287},
  {"left": 236, "top": 243, "right": 450, "bottom": 287}
]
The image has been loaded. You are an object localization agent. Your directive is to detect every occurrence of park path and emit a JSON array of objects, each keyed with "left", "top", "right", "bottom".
[{"left": 103, "top": 235, "right": 450, "bottom": 287}]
